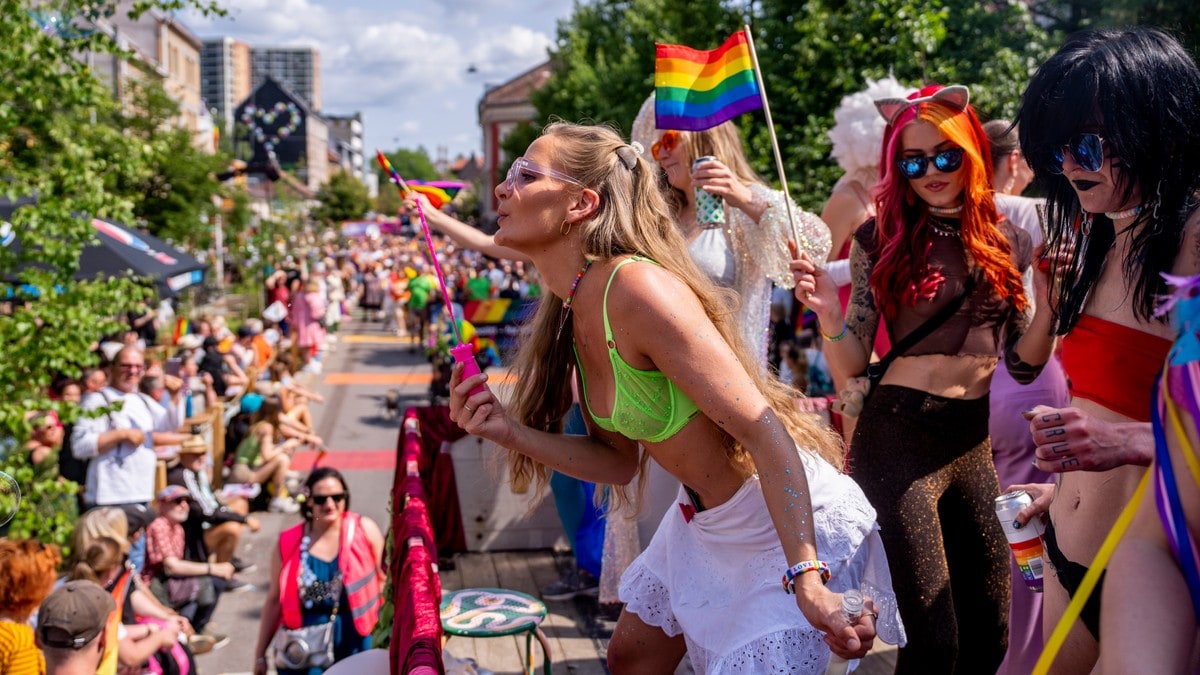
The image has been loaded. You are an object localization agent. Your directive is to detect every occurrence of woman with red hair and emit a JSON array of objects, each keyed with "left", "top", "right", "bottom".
[
  {"left": 792, "top": 84, "right": 1038, "bottom": 672},
  {"left": 0, "top": 538, "right": 62, "bottom": 674}
]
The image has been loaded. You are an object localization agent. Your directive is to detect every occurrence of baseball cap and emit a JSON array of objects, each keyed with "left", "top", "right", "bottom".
[
  {"left": 156, "top": 485, "right": 190, "bottom": 502},
  {"left": 117, "top": 503, "right": 155, "bottom": 535},
  {"left": 240, "top": 392, "right": 264, "bottom": 415},
  {"left": 37, "top": 580, "right": 115, "bottom": 649}
]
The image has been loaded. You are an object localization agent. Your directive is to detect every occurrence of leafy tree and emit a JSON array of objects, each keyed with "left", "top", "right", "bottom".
[
  {"left": 311, "top": 170, "right": 372, "bottom": 225},
  {"left": 114, "top": 79, "right": 227, "bottom": 249},
  {"left": 1031, "top": 0, "right": 1200, "bottom": 56},
  {"left": 0, "top": 0, "right": 223, "bottom": 550},
  {"left": 749, "top": 0, "right": 1052, "bottom": 207},
  {"left": 531, "top": 0, "right": 736, "bottom": 137},
  {"left": 532, "top": 0, "right": 1052, "bottom": 208}
]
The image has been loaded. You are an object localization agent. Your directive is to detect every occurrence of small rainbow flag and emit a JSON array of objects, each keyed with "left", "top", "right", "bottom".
[
  {"left": 408, "top": 183, "right": 453, "bottom": 209},
  {"left": 655, "top": 30, "right": 762, "bottom": 132}
]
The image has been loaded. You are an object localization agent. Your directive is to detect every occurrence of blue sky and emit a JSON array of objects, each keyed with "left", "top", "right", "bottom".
[{"left": 183, "top": 0, "right": 575, "bottom": 162}]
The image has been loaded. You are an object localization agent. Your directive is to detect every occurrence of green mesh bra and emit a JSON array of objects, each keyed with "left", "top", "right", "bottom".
[{"left": 574, "top": 256, "right": 702, "bottom": 443}]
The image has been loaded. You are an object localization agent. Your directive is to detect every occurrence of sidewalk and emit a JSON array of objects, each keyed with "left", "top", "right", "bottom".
[{"left": 195, "top": 318, "right": 429, "bottom": 674}]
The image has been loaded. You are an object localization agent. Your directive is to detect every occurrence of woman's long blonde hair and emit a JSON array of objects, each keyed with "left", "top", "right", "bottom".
[{"left": 504, "top": 122, "right": 842, "bottom": 502}]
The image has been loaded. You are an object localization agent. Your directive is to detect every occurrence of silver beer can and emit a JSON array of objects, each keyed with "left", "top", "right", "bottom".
[{"left": 995, "top": 490, "right": 1046, "bottom": 592}]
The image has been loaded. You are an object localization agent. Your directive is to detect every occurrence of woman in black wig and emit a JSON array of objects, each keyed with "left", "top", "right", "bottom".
[{"left": 1011, "top": 27, "right": 1200, "bottom": 673}]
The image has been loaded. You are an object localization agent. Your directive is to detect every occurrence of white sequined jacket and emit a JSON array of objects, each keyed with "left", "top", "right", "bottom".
[{"left": 688, "top": 183, "right": 831, "bottom": 360}]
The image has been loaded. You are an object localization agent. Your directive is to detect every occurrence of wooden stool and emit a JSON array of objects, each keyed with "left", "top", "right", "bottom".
[{"left": 440, "top": 587, "right": 552, "bottom": 675}]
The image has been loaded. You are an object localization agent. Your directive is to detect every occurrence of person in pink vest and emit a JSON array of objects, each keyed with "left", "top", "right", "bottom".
[{"left": 252, "top": 467, "right": 385, "bottom": 675}]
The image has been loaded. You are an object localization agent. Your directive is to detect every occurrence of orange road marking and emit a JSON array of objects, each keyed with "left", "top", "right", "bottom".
[
  {"left": 339, "top": 335, "right": 412, "bottom": 344},
  {"left": 322, "top": 371, "right": 518, "bottom": 386}
]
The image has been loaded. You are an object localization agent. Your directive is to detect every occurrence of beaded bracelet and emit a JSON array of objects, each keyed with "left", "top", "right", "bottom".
[
  {"left": 781, "top": 559, "right": 831, "bottom": 594},
  {"left": 821, "top": 323, "right": 848, "bottom": 342}
]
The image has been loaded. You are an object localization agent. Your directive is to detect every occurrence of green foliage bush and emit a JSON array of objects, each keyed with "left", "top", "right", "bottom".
[{"left": 0, "top": 443, "right": 78, "bottom": 555}]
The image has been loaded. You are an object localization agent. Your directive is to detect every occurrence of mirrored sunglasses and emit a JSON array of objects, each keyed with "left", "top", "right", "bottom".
[
  {"left": 651, "top": 129, "right": 682, "bottom": 160},
  {"left": 896, "top": 147, "right": 965, "bottom": 180},
  {"left": 503, "top": 157, "right": 585, "bottom": 192},
  {"left": 1049, "top": 133, "right": 1104, "bottom": 174}
]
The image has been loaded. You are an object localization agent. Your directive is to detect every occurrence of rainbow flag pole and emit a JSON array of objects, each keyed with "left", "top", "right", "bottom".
[
  {"left": 655, "top": 26, "right": 802, "bottom": 245},
  {"left": 741, "top": 24, "right": 800, "bottom": 246}
]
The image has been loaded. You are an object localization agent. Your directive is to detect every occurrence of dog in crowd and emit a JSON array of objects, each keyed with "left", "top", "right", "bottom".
[{"left": 382, "top": 389, "right": 401, "bottom": 418}]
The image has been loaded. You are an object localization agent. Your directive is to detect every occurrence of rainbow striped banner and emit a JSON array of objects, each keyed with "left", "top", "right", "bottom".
[{"left": 655, "top": 30, "right": 762, "bottom": 131}]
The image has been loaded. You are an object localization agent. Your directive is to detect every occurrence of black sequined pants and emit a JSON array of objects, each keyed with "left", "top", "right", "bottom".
[{"left": 851, "top": 384, "right": 1010, "bottom": 674}]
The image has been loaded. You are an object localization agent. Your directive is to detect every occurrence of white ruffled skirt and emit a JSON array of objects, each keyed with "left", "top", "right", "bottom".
[{"left": 618, "top": 449, "right": 906, "bottom": 674}]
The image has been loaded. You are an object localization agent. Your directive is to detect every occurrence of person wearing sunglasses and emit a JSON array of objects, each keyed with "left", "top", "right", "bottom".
[
  {"left": 608, "top": 96, "right": 833, "bottom": 614},
  {"left": 1008, "top": 28, "right": 1200, "bottom": 674},
  {"left": 631, "top": 94, "right": 831, "bottom": 363},
  {"left": 72, "top": 347, "right": 191, "bottom": 574},
  {"left": 450, "top": 121, "right": 904, "bottom": 673},
  {"left": 401, "top": 162, "right": 609, "bottom": 608},
  {"left": 253, "top": 467, "right": 384, "bottom": 675},
  {"left": 792, "top": 83, "right": 1041, "bottom": 673}
]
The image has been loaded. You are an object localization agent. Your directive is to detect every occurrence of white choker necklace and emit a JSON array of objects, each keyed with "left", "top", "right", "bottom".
[
  {"left": 928, "top": 204, "right": 963, "bottom": 216},
  {"left": 1104, "top": 205, "right": 1143, "bottom": 220}
]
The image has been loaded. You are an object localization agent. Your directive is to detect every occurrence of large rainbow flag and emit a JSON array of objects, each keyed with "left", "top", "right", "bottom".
[{"left": 655, "top": 30, "right": 762, "bottom": 131}]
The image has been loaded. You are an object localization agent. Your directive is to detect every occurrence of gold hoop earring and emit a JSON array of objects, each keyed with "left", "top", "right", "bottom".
[{"left": 560, "top": 221, "right": 572, "bottom": 236}]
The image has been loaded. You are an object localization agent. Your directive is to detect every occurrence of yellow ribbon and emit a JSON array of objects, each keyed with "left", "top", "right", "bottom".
[{"left": 1032, "top": 469, "right": 1150, "bottom": 674}]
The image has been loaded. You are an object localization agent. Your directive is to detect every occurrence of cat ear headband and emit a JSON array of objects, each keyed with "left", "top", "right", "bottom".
[{"left": 874, "top": 85, "right": 970, "bottom": 126}]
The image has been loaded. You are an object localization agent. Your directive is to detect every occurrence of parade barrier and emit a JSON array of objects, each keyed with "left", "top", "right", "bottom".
[{"left": 387, "top": 409, "right": 446, "bottom": 674}]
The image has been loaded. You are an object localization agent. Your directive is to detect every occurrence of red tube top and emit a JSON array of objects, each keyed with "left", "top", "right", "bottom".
[{"left": 1060, "top": 314, "right": 1172, "bottom": 422}]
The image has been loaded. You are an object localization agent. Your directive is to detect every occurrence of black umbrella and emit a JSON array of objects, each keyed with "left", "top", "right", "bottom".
[
  {"left": 1, "top": 197, "right": 208, "bottom": 297},
  {"left": 81, "top": 218, "right": 207, "bottom": 296}
]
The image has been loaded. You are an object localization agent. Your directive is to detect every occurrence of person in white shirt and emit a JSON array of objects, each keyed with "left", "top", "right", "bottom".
[{"left": 71, "top": 347, "right": 190, "bottom": 570}]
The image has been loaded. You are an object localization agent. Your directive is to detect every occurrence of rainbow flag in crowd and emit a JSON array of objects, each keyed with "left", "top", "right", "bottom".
[
  {"left": 408, "top": 183, "right": 451, "bottom": 209},
  {"left": 655, "top": 30, "right": 762, "bottom": 131}
]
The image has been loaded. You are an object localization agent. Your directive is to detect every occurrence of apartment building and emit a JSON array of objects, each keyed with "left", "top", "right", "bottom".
[
  {"left": 201, "top": 37, "right": 252, "bottom": 135},
  {"left": 250, "top": 46, "right": 321, "bottom": 111}
]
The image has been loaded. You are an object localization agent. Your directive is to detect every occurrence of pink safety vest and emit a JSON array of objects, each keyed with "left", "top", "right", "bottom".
[{"left": 279, "top": 512, "right": 381, "bottom": 636}]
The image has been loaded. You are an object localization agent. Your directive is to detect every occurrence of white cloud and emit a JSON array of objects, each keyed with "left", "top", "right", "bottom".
[{"left": 184, "top": 0, "right": 572, "bottom": 160}]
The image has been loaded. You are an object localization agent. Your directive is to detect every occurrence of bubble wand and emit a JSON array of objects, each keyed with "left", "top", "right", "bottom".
[{"left": 375, "top": 150, "right": 485, "bottom": 394}]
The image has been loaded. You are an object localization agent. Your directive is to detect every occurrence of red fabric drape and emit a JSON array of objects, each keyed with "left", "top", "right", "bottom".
[
  {"left": 389, "top": 408, "right": 448, "bottom": 675},
  {"left": 412, "top": 406, "right": 468, "bottom": 555}
]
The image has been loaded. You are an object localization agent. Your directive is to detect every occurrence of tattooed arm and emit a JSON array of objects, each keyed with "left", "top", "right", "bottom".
[
  {"left": 1004, "top": 267, "right": 1058, "bottom": 384},
  {"left": 1003, "top": 304, "right": 1051, "bottom": 384},
  {"left": 792, "top": 238, "right": 879, "bottom": 387}
]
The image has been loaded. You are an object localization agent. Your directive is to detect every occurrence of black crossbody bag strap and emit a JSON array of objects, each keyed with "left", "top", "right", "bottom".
[{"left": 866, "top": 271, "right": 979, "bottom": 380}]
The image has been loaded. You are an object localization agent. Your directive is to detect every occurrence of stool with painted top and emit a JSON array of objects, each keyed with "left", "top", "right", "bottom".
[{"left": 439, "top": 587, "right": 552, "bottom": 675}]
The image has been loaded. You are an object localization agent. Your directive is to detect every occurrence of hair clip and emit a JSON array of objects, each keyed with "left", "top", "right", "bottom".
[
  {"left": 617, "top": 143, "right": 640, "bottom": 170},
  {"left": 874, "top": 84, "right": 970, "bottom": 126}
]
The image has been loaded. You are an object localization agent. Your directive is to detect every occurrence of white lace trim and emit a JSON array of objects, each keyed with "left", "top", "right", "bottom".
[
  {"left": 618, "top": 562, "right": 683, "bottom": 637},
  {"left": 687, "top": 626, "right": 832, "bottom": 674}
]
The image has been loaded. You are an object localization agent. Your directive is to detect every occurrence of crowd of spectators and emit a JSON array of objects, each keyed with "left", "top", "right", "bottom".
[{"left": 0, "top": 251, "right": 357, "bottom": 672}]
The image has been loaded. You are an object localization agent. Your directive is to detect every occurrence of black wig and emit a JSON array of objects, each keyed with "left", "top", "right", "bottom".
[{"left": 1016, "top": 27, "right": 1200, "bottom": 333}]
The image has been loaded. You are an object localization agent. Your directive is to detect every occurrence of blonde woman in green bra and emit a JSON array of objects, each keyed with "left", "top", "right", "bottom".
[{"left": 448, "top": 122, "right": 904, "bottom": 673}]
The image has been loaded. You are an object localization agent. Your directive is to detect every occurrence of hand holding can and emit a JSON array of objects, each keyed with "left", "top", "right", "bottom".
[
  {"left": 692, "top": 156, "right": 725, "bottom": 228},
  {"left": 995, "top": 490, "right": 1047, "bottom": 592}
]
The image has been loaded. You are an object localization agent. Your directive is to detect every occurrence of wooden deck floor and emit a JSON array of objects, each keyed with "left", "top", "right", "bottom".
[{"left": 439, "top": 550, "right": 899, "bottom": 675}]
